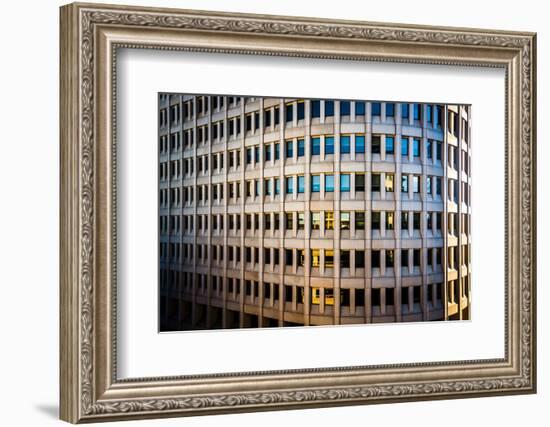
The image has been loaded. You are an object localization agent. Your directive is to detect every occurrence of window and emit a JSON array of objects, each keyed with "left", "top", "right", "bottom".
[
  {"left": 341, "top": 251, "right": 350, "bottom": 268},
  {"left": 311, "top": 100, "right": 321, "bottom": 118},
  {"left": 401, "top": 136, "right": 409, "bottom": 156},
  {"left": 340, "top": 174, "right": 350, "bottom": 192},
  {"left": 413, "top": 138, "right": 421, "bottom": 157},
  {"left": 246, "top": 148, "right": 253, "bottom": 164},
  {"left": 355, "top": 251, "right": 365, "bottom": 268},
  {"left": 311, "top": 249, "right": 320, "bottom": 267},
  {"left": 355, "top": 101, "right": 365, "bottom": 116},
  {"left": 311, "top": 137, "right": 321, "bottom": 155},
  {"left": 297, "top": 139, "right": 305, "bottom": 157},
  {"left": 371, "top": 250, "right": 381, "bottom": 268},
  {"left": 413, "top": 212, "right": 421, "bottom": 230},
  {"left": 274, "top": 106, "right": 280, "bottom": 126},
  {"left": 372, "top": 173, "right": 381, "bottom": 192},
  {"left": 340, "top": 135, "right": 351, "bottom": 154},
  {"left": 372, "top": 135, "right": 381, "bottom": 154},
  {"left": 311, "top": 212, "right": 320, "bottom": 230},
  {"left": 426, "top": 139, "right": 433, "bottom": 159},
  {"left": 274, "top": 178, "right": 280, "bottom": 195},
  {"left": 298, "top": 213, "right": 305, "bottom": 230},
  {"left": 386, "top": 212, "right": 395, "bottom": 230},
  {"left": 325, "top": 136, "right": 334, "bottom": 155},
  {"left": 285, "top": 249, "right": 294, "bottom": 266},
  {"left": 385, "top": 174, "right": 394, "bottom": 192},
  {"left": 340, "top": 101, "right": 351, "bottom": 116},
  {"left": 297, "top": 101, "right": 305, "bottom": 120},
  {"left": 285, "top": 213, "right": 293, "bottom": 230},
  {"left": 325, "top": 250, "right": 334, "bottom": 268},
  {"left": 426, "top": 105, "right": 433, "bottom": 124},
  {"left": 265, "top": 213, "right": 271, "bottom": 230},
  {"left": 413, "top": 249, "right": 421, "bottom": 267},
  {"left": 355, "top": 212, "right": 365, "bottom": 230},
  {"left": 325, "top": 211, "right": 334, "bottom": 230},
  {"left": 286, "top": 140, "right": 293, "bottom": 158},
  {"left": 426, "top": 176, "right": 432, "bottom": 195},
  {"left": 386, "top": 103, "right": 395, "bottom": 117},
  {"left": 311, "top": 175, "right": 321, "bottom": 192},
  {"left": 355, "top": 174, "right": 365, "bottom": 192},
  {"left": 385, "top": 136, "right": 395, "bottom": 154},
  {"left": 325, "top": 174, "right": 334, "bottom": 192},
  {"left": 401, "top": 103, "right": 409, "bottom": 119},
  {"left": 325, "top": 100, "right": 334, "bottom": 117},
  {"left": 401, "top": 175, "right": 409, "bottom": 193},
  {"left": 401, "top": 212, "right": 409, "bottom": 230},
  {"left": 285, "top": 176, "right": 294, "bottom": 194},
  {"left": 413, "top": 175, "right": 420, "bottom": 193},
  {"left": 264, "top": 109, "right": 272, "bottom": 127},
  {"left": 372, "top": 102, "right": 381, "bottom": 116},
  {"left": 372, "top": 212, "right": 381, "bottom": 230},
  {"left": 385, "top": 250, "right": 395, "bottom": 268},
  {"left": 413, "top": 103, "right": 421, "bottom": 120},
  {"left": 436, "top": 141, "right": 442, "bottom": 161},
  {"left": 341, "top": 212, "right": 350, "bottom": 230},
  {"left": 297, "top": 175, "right": 305, "bottom": 193},
  {"left": 355, "top": 135, "right": 365, "bottom": 153},
  {"left": 265, "top": 144, "right": 272, "bottom": 161},
  {"left": 285, "top": 103, "right": 293, "bottom": 122}
]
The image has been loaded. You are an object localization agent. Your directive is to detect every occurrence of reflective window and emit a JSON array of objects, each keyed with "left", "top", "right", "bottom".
[
  {"left": 285, "top": 176, "right": 293, "bottom": 194},
  {"left": 413, "top": 138, "right": 421, "bottom": 157},
  {"left": 341, "top": 212, "right": 350, "bottom": 230},
  {"left": 297, "top": 138, "right": 305, "bottom": 157},
  {"left": 386, "top": 103, "right": 395, "bottom": 117},
  {"left": 325, "top": 174, "right": 335, "bottom": 192},
  {"left": 311, "top": 175, "right": 321, "bottom": 192},
  {"left": 340, "top": 174, "right": 350, "bottom": 192},
  {"left": 297, "top": 175, "right": 305, "bottom": 193},
  {"left": 386, "top": 212, "right": 395, "bottom": 230},
  {"left": 286, "top": 140, "right": 293, "bottom": 158},
  {"left": 325, "top": 211, "right": 335, "bottom": 230},
  {"left": 386, "top": 136, "right": 395, "bottom": 154},
  {"left": 385, "top": 174, "right": 394, "bottom": 192},
  {"left": 325, "top": 101, "right": 334, "bottom": 117},
  {"left": 311, "top": 100, "right": 321, "bottom": 118},
  {"left": 340, "top": 101, "right": 351, "bottom": 116},
  {"left": 355, "top": 135, "right": 365, "bottom": 154},
  {"left": 372, "top": 102, "right": 381, "bottom": 116},
  {"left": 341, "top": 135, "right": 351, "bottom": 154},
  {"left": 325, "top": 136, "right": 335, "bottom": 155},
  {"left": 311, "top": 212, "right": 320, "bottom": 230},
  {"left": 355, "top": 101, "right": 366, "bottom": 115},
  {"left": 311, "top": 137, "right": 321, "bottom": 155},
  {"left": 401, "top": 103, "right": 409, "bottom": 119}
]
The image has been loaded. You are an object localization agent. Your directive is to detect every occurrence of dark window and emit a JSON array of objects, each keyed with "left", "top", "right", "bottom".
[
  {"left": 311, "top": 100, "right": 321, "bottom": 118},
  {"left": 264, "top": 109, "right": 271, "bottom": 127},
  {"left": 325, "top": 136, "right": 334, "bottom": 155},
  {"left": 325, "top": 100, "right": 334, "bottom": 117},
  {"left": 311, "top": 137, "right": 321, "bottom": 155},
  {"left": 401, "top": 103, "right": 409, "bottom": 119},
  {"left": 285, "top": 249, "right": 294, "bottom": 266},
  {"left": 355, "top": 174, "right": 365, "bottom": 192},
  {"left": 372, "top": 102, "right": 381, "bottom": 116},
  {"left": 413, "top": 103, "right": 421, "bottom": 120},
  {"left": 355, "top": 250, "right": 365, "bottom": 268},
  {"left": 372, "top": 212, "right": 381, "bottom": 230},
  {"left": 413, "top": 249, "right": 421, "bottom": 267},
  {"left": 340, "top": 135, "right": 350, "bottom": 154},
  {"left": 401, "top": 249, "right": 409, "bottom": 267},
  {"left": 372, "top": 135, "right": 381, "bottom": 154},
  {"left": 413, "top": 212, "right": 421, "bottom": 230},
  {"left": 355, "top": 101, "right": 366, "bottom": 115},
  {"left": 286, "top": 140, "right": 293, "bottom": 158},
  {"left": 386, "top": 103, "right": 395, "bottom": 117},
  {"left": 297, "top": 139, "right": 305, "bottom": 157},
  {"left": 355, "top": 212, "right": 365, "bottom": 230},
  {"left": 340, "top": 101, "right": 351, "bottom": 116},
  {"left": 371, "top": 250, "right": 381, "bottom": 268},
  {"left": 372, "top": 173, "right": 381, "bottom": 192},
  {"left": 297, "top": 102, "right": 305, "bottom": 120},
  {"left": 341, "top": 251, "right": 350, "bottom": 268},
  {"left": 385, "top": 250, "right": 394, "bottom": 268},
  {"left": 285, "top": 103, "right": 293, "bottom": 122},
  {"left": 355, "top": 135, "right": 365, "bottom": 153},
  {"left": 401, "top": 211, "right": 409, "bottom": 230}
]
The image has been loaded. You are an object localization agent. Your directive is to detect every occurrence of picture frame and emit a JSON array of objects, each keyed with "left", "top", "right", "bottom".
[{"left": 59, "top": 2, "right": 537, "bottom": 423}]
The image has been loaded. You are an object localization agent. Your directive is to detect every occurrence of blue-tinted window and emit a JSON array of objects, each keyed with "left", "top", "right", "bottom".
[
  {"left": 285, "top": 176, "right": 293, "bottom": 194},
  {"left": 297, "top": 139, "right": 305, "bottom": 157},
  {"left": 355, "top": 135, "right": 365, "bottom": 154},
  {"left": 311, "top": 175, "right": 321, "bottom": 192},
  {"left": 355, "top": 102, "right": 366, "bottom": 115},
  {"left": 297, "top": 102, "right": 305, "bottom": 120},
  {"left": 340, "top": 101, "right": 351, "bottom": 116},
  {"left": 427, "top": 139, "right": 432, "bottom": 158},
  {"left": 325, "top": 101, "right": 334, "bottom": 117},
  {"left": 325, "top": 136, "right": 334, "bottom": 155},
  {"left": 297, "top": 175, "right": 305, "bottom": 193},
  {"left": 386, "top": 136, "right": 395, "bottom": 154},
  {"left": 274, "top": 142, "right": 280, "bottom": 160},
  {"left": 246, "top": 148, "right": 253, "bottom": 164},
  {"left": 286, "top": 140, "right": 293, "bottom": 158},
  {"left": 413, "top": 104, "right": 421, "bottom": 120},
  {"left": 426, "top": 105, "right": 433, "bottom": 124},
  {"left": 401, "top": 137, "right": 409, "bottom": 156},
  {"left": 340, "top": 174, "right": 350, "bottom": 192},
  {"left": 341, "top": 135, "right": 350, "bottom": 154},
  {"left": 372, "top": 102, "right": 381, "bottom": 116},
  {"left": 274, "top": 178, "right": 280, "bottom": 195},
  {"left": 311, "top": 137, "right": 321, "bottom": 155},
  {"left": 401, "top": 103, "right": 409, "bottom": 118},
  {"left": 386, "top": 103, "right": 395, "bottom": 117},
  {"left": 413, "top": 138, "right": 421, "bottom": 157},
  {"left": 311, "top": 100, "right": 321, "bottom": 118},
  {"left": 325, "top": 175, "right": 335, "bottom": 192}
]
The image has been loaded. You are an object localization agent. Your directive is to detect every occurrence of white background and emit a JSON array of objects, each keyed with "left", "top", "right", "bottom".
[
  {"left": 0, "top": 0, "right": 546, "bottom": 426},
  {"left": 118, "top": 49, "right": 504, "bottom": 377}
]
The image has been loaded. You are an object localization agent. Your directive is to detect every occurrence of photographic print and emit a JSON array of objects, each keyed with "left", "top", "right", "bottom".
[{"left": 158, "top": 95, "right": 472, "bottom": 331}]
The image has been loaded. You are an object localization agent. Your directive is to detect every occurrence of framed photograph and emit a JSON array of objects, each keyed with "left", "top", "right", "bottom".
[{"left": 60, "top": 2, "right": 537, "bottom": 423}]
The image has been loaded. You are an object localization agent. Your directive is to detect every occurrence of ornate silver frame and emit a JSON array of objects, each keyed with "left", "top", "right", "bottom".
[{"left": 59, "top": 2, "right": 537, "bottom": 423}]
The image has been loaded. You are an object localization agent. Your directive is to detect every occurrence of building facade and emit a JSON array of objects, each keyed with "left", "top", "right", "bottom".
[{"left": 159, "top": 94, "right": 471, "bottom": 331}]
